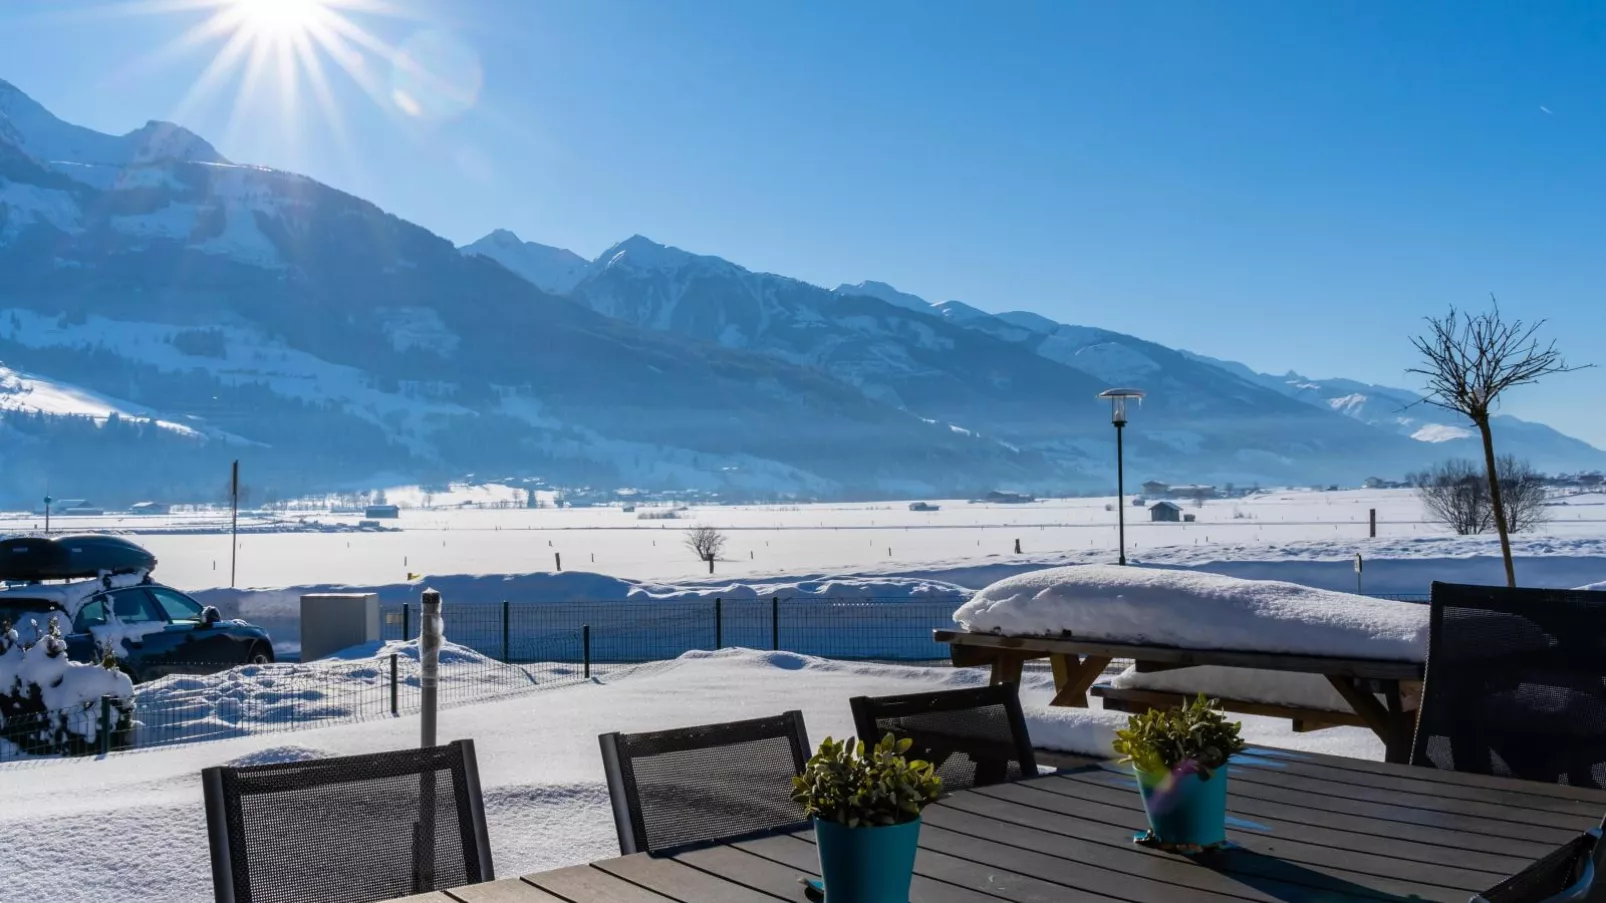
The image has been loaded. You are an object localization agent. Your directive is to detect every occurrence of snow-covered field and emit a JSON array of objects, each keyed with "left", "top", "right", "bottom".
[
  {"left": 7, "top": 488, "right": 1606, "bottom": 592},
  {"left": 0, "top": 647, "right": 1384, "bottom": 903}
]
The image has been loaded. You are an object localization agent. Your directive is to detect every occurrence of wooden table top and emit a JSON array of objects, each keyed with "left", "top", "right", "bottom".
[{"left": 398, "top": 746, "right": 1606, "bottom": 902}]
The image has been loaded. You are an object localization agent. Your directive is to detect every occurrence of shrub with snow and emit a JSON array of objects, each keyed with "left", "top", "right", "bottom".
[{"left": 0, "top": 616, "right": 134, "bottom": 757}]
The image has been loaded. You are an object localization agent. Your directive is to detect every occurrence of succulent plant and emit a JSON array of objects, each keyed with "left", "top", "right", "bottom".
[
  {"left": 1113, "top": 693, "right": 1247, "bottom": 780},
  {"left": 791, "top": 733, "right": 944, "bottom": 828}
]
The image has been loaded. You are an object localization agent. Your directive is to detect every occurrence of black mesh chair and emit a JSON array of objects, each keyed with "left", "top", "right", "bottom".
[
  {"left": 850, "top": 683, "right": 1037, "bottom": 792},
  {"left": 599, "top": 710, "right": 811, "bottom": 854},
  {"left": 1473, "top": 818, "right": 1606, "bottom": 902},
  {"left": 1410, "top": 582, "right": 1606, "bottom": 787},
  {"left": 202, "top": 740, "right": 494, "bottom": 903}
]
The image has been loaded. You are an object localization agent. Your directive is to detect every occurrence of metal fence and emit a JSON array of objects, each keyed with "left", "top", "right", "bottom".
[{"left": 380, "top": 596, "right": 970, "bottom": 664}]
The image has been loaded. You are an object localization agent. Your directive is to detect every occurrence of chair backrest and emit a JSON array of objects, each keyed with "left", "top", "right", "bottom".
[
  {"left": 1411, "top": 582, "right": 1606, "bottom": 787},
  {"left": 1473, "top": 823, "right": 1606, "bottom": 902},
  {"left": 849, "top": 683, "right": 1036, "bottom": 792},
  {"left": 599, "top": 710, "right": 811, "bottom": 855},
  {"left": 202, "top": 739, "right": 494, "bottom": 903}
]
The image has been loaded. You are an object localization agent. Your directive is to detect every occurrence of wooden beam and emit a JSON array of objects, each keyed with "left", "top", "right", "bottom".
[
  {"left": 990, "top": 653, "right": 1026, "bottom": 687},
  {"left": 1047, "top": 654, "right": 1111, "bottom": 708},
  {"left": 934, "top": 629, "right": 1423, "bottom": 681},
  {"left": 1091, "top": 685, "right": 1367, "bottom": 730}
]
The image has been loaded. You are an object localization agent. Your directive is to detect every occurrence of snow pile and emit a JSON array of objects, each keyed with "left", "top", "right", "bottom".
[
  {"left": 0, "top": 647, "right": 1387, "bottom": 903},
  {"left": 131, "top": 639, "right": 576, "bottom": 747},
  {"left": 1111, "top": 665, "right": 1363, "bottom": 714},
  {"left": 955, "top": 565, "right": 1428, "bottom": 661},
  {"left": 1579, "top": 581, "right": 1606, "bottom": 592},
  {"left": 0, "top": 619, "right": 133, "bottom": 756}
]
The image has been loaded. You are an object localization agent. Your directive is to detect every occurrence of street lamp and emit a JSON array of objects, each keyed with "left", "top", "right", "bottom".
[{"left": 1098, "top": 388, "right": 1144, "bottom": 565}]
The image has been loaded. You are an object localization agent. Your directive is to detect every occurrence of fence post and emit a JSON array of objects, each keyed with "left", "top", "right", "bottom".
[
  {"left": 771, "top": 596, "right": 779, "bottom": 651},
  {"left": 502, "top": 600, "right": 510, "bottom": 663},
  {"left": 420, "top": 590, "right": 442, "bottom": 748},
  {"left": 714, "top": 598, "right": 722, "bottom": 649},
  {"left": 402, "top": 602, "right": 410, "bottom": 640},
  {"left": 582, "top": 624, "right": 591, "bottom": 679},
  {"left": 1370, "top": 508, "right": 1377, "bottom": 538},
  {"left": 390, "top": 652, "right": 399, "bottom": 716},
  {"left": 98, "top": 696, "right": 112, "bottom": 756}
]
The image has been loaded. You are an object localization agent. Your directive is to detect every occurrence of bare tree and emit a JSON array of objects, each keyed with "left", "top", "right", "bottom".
[
  {"left": 1495, "top": 455, "right": 1550, "bottom": 534},
  {"left": 1408, "top": 300, "right": 1590, "bottom": 586},
  {"left": 1410, "top": 459, "right": 1491, "bottom": 535},
  {"left": 684, "top": 526, "right": 727, "bottom": 573}
]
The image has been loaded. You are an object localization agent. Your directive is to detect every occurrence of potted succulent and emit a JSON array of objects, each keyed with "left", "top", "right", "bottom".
[
  {"left": 1112, "top": 694, "right": 1247, "bottom": 852},
  {"left": 791, "top": 734, "right": 944, "bottom": 902}
]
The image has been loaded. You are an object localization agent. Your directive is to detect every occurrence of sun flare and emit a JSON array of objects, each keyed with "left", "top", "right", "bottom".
[{"left": 230, "top": 0, "right": 330, "bottom": 42}]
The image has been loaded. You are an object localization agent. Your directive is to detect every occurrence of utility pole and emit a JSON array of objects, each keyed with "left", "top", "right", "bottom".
[
  {"left": 230, "top": 460, "right": 239, "bottom": 588},
  {"left": 43, "top": 493, "right": 51, "bottom": 535}
]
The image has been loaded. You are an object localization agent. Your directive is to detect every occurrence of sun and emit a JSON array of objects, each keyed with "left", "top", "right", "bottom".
[{"left": 230, "top": 0, "right": 330, "bottom": 42}]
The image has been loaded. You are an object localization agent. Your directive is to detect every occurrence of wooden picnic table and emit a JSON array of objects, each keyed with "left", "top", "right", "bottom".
[
  {"left": 395, "top": 746, "right": 1606, "bottom": 903},
  {"left": 934, "top": 628, "right": 1426, "bottom": 763}
]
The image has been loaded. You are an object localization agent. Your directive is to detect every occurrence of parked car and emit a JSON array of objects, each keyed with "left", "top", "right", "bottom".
[{"left": 0, "top": 581, "right": 273, "bottom": 683}]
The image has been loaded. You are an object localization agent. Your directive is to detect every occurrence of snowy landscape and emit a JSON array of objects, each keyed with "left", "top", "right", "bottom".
[{"left": 3, "top": 5, "right": 1604, "bottom": 901}]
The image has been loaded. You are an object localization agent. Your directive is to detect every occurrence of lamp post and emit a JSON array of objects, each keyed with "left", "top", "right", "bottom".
[{"left": 1098, "top": 388, "right": 1144, "bottom": 565}]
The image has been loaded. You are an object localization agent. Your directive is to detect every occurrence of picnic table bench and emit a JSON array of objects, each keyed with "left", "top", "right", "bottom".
[
  {"left": 934, "top": 628, "right": 1425, "bottom": 763},
  {"left": 394, "top": 746, "right": 1606, "bottom": 902}
]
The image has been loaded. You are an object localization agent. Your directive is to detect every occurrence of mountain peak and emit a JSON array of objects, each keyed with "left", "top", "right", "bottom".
[
  {"left": 461, "top": 230, "right": 588, "bottom": 294},
  {"left": 597, "top": 234, "right": 729, "bottom": 274},
  {"left": 0, "top": 78, "right": 227, "bottom": 166},
  {"left": 833, "top": 280, "right": 932, "bottom": 313}
]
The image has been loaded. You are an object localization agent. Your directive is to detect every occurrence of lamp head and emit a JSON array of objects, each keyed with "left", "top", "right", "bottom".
[{"left": 1098, "top": 388, "right": 1145, "bottom": 425}]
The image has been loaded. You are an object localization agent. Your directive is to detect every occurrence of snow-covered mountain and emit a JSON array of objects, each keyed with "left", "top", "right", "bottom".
[
  {"left": 0, "top": 78, "right": 1034, "bottom": 503},
  {"left": 1178, "top": 351, "right": 1606, "bottom": 473},
  {"left": 460, "top": 229, "right": 589, "bottom": 294},
  {"left": 477, "top": 234, "right": 1487, "bottom": 485}
]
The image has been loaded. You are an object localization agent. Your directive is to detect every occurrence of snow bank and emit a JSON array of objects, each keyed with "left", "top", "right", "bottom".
[
  {"left": 1579, "top": 581, "right": 1606, "bottom": 592},
  {"left": 955, "top": 565, "right": 1428, "bottom": 661}
]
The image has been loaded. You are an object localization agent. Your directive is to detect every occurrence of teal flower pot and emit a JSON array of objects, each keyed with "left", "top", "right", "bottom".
[
  {"left": 1134, "top": 762, "right": 1230, "bottom": 850},
  {"left": 813, "top": 816, "right": 920, "bottom": 903}
]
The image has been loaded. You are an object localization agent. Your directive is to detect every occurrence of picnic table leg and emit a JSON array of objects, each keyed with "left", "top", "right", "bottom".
[
  {"left": 991, "top": 653, "right": 1026, "bottom": 687},
  {"left": 1047, "top": 653, "right": 1112, "bottom": 708},
  {"left": 1325, "top": 675, "right": 1412, "bottom": 764}
]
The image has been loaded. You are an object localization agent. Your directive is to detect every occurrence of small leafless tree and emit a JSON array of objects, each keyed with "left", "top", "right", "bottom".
[
  {"left": 1495, "top": 455, "right": 1550, "bottom": 534},
  {"left": 684, "top": 526, "right": 727, "bottom": 573},
  {"left": 1408, "top": 300, "right": 1590, "bottom": 586},
  {"left": 1410, "top": 459, "right": 1491, "bottom": 535}
]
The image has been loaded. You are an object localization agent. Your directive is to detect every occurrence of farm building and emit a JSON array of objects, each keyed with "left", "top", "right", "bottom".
[
  {"left": 364, "top": 504, "right": 401, "bottom": 519},
  {"left": 130, "top": 501, "right": 170, "bottom": 515},
  {"left": 1149, "top": 501, "right": 1183, "bottom": 522}
]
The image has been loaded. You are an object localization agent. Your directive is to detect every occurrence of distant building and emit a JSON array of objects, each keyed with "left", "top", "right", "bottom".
[
  {"left": 1170, "top": 484, "right": 1217, "bottom": 500},
  {"left": 1149, "top": 501, "right": 1183, "bottom": 523},
  {"left": 364, "top": 504, "right": 400, "bottom": 519},
  {"left": 1362, "top": 477, "right": 1406, "bottom": 490},
  {"left": 908, "top": 501, "right": 941, "bottom": 512},
  {"left": 36, "top": 498, "right": 88, "bottom": 515},
  {"left": 1141, "top": 481, "right": 1170, "bottom": 497},
  {"left": 1183, "top": 513, "right": 1197, "bottom": 523},
  {"left": 982, "top": 491, "right": 1036, "bottom": 504},
  {"left": 130, "top": 501, "right": 170, "bottom": 515}
]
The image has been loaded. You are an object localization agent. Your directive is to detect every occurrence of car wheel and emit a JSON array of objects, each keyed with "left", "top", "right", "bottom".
[
  {"left": 115, "top": 662, "right": 142, "bottom": 685},
  {"left": 247, "top": 643, "right": 274, "bottom": 666}
]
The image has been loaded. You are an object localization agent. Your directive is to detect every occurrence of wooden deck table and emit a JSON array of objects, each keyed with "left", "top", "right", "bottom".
[
  {"left": 393, "top": 746, "right": 1604, "bottom": 902},
  {"left": 934, "top": 628, "right": 1426, "bottom": 763}
]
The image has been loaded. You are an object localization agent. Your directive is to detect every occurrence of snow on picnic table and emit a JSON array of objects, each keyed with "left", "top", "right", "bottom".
[{"left": 955, "top": 564, "right": 1429, "bottom": 661}]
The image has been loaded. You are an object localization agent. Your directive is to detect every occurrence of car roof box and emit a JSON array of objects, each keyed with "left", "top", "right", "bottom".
[{"left": 0, "top": 535, "right": 156, "bottom": 581}]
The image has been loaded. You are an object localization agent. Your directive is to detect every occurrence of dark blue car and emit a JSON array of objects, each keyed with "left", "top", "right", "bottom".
[{"left": 0, "top": 582, "right": 273, "bottom": 683}]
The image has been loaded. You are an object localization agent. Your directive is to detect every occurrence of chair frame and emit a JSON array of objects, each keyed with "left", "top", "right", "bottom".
[
  {"left": 1473, "top": 823, "right": 1606, "bottom": 903},
  {"left": 202, "top": 739, "right": 494, "bottom": 903},
  {"left": 849, "top": 682, "right": 1037, "bottom": 786},
  {"left": 1409, "top": 581, "right": 1606, "bottom": 780},
  {"left": 599, "top": 710, "right": 811, "bottom": 855}
]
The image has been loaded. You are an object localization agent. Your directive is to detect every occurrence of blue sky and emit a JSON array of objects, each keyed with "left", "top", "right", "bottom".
[{"left": 2, "top": 0, "right": 1603, "bottom": 443}]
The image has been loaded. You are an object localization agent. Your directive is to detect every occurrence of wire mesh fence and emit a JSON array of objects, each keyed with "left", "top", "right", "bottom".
[{"left": 4, "top": 588, "right": 1435, "bottom": 763}]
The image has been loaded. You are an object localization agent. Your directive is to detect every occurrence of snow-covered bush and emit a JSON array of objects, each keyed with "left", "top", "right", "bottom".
[{"left": 0, "top": 616, "right": 134, "bottom": 757}]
